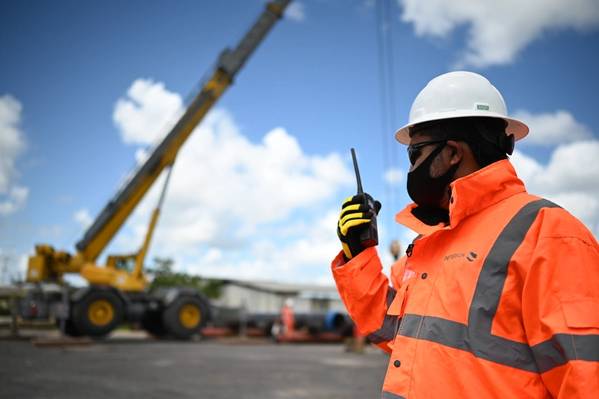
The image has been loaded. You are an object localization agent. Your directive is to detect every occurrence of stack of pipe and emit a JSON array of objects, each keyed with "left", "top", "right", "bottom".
[{"left": 209, "top": 307, "right": 354, "bottom": 337}]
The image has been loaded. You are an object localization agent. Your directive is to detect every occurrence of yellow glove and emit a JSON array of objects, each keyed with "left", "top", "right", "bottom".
[{"left": 337, "top": 193, "right": 381, "bottom": 260}]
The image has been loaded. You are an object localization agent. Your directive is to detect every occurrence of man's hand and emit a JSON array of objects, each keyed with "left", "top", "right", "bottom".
[{"left": 337, "top": 193, "right": 381, "bottom": 260}]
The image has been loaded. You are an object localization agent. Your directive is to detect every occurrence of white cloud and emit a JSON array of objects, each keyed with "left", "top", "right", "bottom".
[
  {"left": 514, "top": 110, "right": 592, "bottom": 146},
  {"left": 180, "top": 209, "right": 343, "bottom": 285},
  {"left": 157, "top": 115, "right": 352, "bottom": 236},
  {"left": 285, "top": 2, "right": 305, "bottom": 22},
  {"left": 511, "top": 140, "right": 599, "bottom": 235},
  {"left": 73, "top": 208, "right": 93, "bottom": 230},
  {"left": 113, "top": 79, "right": 183, "bottom": 145},
  {"left": 398, "top": 0, "right": 599, "bottom": 67},
  {"left": 384, "top": 168, "right": 404, "bottom": 185},
  {"left": 0, "top": 96, "right": 24, "bottom": 192},
  {"left": 109, "top": 80, "right": 353, "bottom": 282},
  {"left": 134, "top": 148, "right": 150, "bottom": 165},
  {"left": 0, "top": 186, "right": 28, "bottom": 216},
  {"left": 0, "top": 250, "right": 28, "bottom": 283},
  {"left": 18, "top": 254, "right": 28, "bottom": 282},
  {"left": 36, "top": 224, "right": 64, "bottom": 241},
  {"left": 0, "top": 94, "right": 28, "bottom": 215}
]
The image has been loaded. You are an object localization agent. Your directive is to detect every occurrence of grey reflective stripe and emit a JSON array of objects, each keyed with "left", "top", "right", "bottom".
[
  {"left": 468, "top": 199, "right": 560, "bottom": 331},
  {"left": 400, "top": 317, "right": 599, "bottom": 373},
  {"left": 400, "top": 314, "right": 538, "bottom": 372},
  {"left": 468, "top": 199, "right": 560, "bottom": 371},
  {"left": 532, "top": 334, "right": 599, "bottom": 373},
  {"left": 382, "top": 391, "right": 406, "bottom": 399},
  {"left": 368, "top": 287, "right": 399, "bottom": 344},
  {"left": 397, "top": 199, "right": 581, "bottom": 373},
  {"left": 400, "top": 314, "right": 471, "bottom": 352},
  {"left": 386, "top": 286, "right": 397, "bottom": 307},
  {"left": 367, "top": 314, "right": 399, "bottom": 343}
]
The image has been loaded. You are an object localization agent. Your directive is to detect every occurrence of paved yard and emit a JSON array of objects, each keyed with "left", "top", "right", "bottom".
[{"left": 0, "top": 337, "right": 388, "bottom": 399}]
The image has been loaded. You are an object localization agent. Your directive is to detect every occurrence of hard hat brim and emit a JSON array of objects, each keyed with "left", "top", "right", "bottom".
[{"left": 394, "top": 111, "right": 529, "bottom": 145}]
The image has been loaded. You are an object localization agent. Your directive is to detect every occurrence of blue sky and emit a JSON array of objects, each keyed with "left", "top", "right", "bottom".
[{"left": 1, "top": 0, "right": 598, "bottom": 285}]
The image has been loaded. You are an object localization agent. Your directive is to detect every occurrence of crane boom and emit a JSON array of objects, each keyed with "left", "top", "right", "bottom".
[
  {"left": 76, "top": 0, "right": 290, "bottom": 262},
  {"left": 22, "top": 0, "right": 291, "bottom": 340},
  {"left": 26, "top": 0, "right": 291, "bottom": 285}
]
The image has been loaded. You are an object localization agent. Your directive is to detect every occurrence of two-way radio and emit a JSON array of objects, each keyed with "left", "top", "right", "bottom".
[{"left": 350, "top": 148, "right": 379, "bottom": 248}]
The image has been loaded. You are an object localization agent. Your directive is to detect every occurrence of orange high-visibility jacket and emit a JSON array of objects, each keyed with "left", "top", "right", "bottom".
[{"left": 332, "top": 160, "right": 599, "bottom": 399}]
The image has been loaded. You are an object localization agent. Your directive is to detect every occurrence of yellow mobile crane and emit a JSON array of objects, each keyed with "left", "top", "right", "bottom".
[{"left": 22, "top": 0, "right": 291, "bottom": 339}]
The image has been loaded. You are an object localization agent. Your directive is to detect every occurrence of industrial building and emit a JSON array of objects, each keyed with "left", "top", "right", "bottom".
[{"left": 213, "top": 279, "right": 346, "bottom": 314}]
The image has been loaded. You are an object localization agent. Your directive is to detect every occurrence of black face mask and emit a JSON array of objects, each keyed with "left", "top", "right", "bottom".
[{"left": 407, "top": 143, "right": 459, "bottom": 208}]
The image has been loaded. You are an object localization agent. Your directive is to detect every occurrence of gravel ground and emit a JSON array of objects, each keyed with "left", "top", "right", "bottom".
[{"left": 0, "top": 336, "right": 388, "bottom": 399}]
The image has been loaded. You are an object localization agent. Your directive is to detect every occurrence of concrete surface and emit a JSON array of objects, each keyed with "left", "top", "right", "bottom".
[{"left": 0, "top": 337, "right": 388, "bottom": 399}]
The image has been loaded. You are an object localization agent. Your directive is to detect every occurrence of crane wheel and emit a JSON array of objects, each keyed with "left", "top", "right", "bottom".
[
  {"left": 72, "top": 289, "right": 124, "bottom": 338},
  {"left": 162, "top": 295, "right": 208, "bottom": 340},
  {"left": 56, "top": 318, "right": 83, "bottom": 337}
]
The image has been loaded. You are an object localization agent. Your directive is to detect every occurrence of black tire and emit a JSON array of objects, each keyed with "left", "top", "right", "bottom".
[
  {"left": 72, "top": 289, "right": 124, "bottom": 338},
  {"left": 162, "top": 295, "right": 208, "bottom": 340},
  {"left": 141, "top": 309, "right": 167, "bottom": 338},
  {"left": 56, "top": 318, "right": 82, "bottom": 337}
]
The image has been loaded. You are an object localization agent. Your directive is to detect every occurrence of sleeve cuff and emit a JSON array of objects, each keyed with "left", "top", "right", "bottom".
[{"left": 331, "top": 246, "right": 378, "bottom": 277}]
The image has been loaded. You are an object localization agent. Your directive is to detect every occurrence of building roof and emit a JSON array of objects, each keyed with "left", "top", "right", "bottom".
[{"left": 218, "top": 278, "right": 340, "bottom": 300}]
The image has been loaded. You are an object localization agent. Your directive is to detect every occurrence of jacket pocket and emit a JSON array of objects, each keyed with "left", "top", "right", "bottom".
[
  {"left": 560, "top": 298, "right": 599, "bottom": 328},
  {"left": 387, "top": 281, "right": 410, "bottom": 316}
]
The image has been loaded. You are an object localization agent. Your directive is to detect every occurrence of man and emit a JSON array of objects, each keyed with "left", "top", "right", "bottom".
[{"left": 333, "top": 71, "right": 599, "bottom": 398}]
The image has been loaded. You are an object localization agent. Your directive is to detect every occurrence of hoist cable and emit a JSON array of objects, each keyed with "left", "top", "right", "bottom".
[{"left": 376, "top": 0, "right": 392, "bottom": 240}]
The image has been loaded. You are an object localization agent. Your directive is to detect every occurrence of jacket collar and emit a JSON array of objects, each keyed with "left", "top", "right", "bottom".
[{"left": 396, "top": 159, "right": 527, "bottom": 236}]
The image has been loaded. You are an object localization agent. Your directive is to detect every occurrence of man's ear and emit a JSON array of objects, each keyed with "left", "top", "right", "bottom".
[{"left": 445, "top": 140, "right": 464, "bottom": 165}]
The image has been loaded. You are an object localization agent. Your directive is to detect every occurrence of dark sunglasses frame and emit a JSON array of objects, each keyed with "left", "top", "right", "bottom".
[{"left": 407, "top": 139, "right": 447, "bottom": 165}]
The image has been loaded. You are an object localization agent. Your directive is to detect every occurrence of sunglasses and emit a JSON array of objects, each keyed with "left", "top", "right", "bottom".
[{"left": 407, "top": 139, "right": 446, "bottom": 165}]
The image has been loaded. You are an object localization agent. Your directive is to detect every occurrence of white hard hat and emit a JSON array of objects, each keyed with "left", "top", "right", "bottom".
[{"left": 395, "top": 71, "right": 528, "bottom": 144}]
